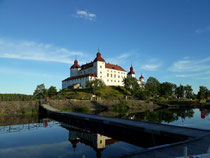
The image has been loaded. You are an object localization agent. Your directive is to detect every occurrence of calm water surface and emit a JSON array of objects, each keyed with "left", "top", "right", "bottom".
[{"left": 0, "top": 107, "right": 210, "bottom": 158}]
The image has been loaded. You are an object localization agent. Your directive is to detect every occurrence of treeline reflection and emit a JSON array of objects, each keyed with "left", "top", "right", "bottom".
[{"left": 128, "top": 108, "right": 210, "bottom": 123}]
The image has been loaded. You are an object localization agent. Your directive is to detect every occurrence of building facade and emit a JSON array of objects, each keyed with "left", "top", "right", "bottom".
[{"left": 62, "top": 51, "right": 144, "bottom": 89}]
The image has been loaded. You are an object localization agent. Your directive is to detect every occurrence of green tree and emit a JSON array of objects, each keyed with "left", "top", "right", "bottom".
[
  {"left": 145, "top": 77, "right": 160, "bottom": 97},
  {"left": 197, "top": 86, "right": 209, "bottom": 100},
  {"left": 184, "top": 85, "right": 193, "bottom": 99},
  {"left": 123, "top": 77, "right": 139, "bottom": 94},
  {"left": 86, "top": 79, "right": 105, "bottom": 94},
  {"left": 159, "top": 82, "right": 175, "bottom": 97},
  {"left": 33, "top": 84, "right": 48, "bottom": 99},
  {"left": 175, "top": 84, "right": 184, "bottom": 99},
  {"left": 48, "top": 86, "right": 57, "bottom": 97},
  {"left": 134, "top": 88, "right": 147, "bottom": 100}
]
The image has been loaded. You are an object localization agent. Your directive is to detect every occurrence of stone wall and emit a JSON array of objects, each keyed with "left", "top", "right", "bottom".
[{"left": 0, "top": 101, "right": 39, "bottom": 115}]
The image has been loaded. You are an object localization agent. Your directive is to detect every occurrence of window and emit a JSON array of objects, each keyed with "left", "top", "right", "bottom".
[
  {"left": 100, "top": 71, "right": 102, "bottom": 74},
  {"left": 114, "top": 74, "right": 116, "bottom": 78},
  {"left": 114, "top": 80, "right": 116, "bottom": 82},
  {"left": 107, "top": 79, "right": 109, "bottom": 82},
  {"left": 107, "top": 73, "right": 109, "bottom": 77},
  {"left": 100, "top": 66, "right": 102, "bottom": 68},
  {"left": 114, "top": 71, "right": 116, "bottom": 73},
  {"left": 100, "top": 76, "right": 102, "bottom": 78},
  {"left": 111, "top": 74, "right": 112, "bottom": 77},
  {"left": 118, "top": 75, "right": 120, "bottom": 78},
  {"left": 111, "top": 80, "right": 113, "bottom": 82}
]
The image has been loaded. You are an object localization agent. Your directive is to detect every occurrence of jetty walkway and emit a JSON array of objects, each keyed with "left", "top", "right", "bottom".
[{"left": 39, "top": 103, "right": 210, "bottom": 158}]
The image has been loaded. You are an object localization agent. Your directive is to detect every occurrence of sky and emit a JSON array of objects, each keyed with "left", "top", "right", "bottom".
[{"left": 0, "top": 0, "right": 210, "bottom": 94}]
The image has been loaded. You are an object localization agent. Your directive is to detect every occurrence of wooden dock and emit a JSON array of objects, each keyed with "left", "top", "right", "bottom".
[{"left": 39, "top": 103, "right": 210, "bottom": 158}]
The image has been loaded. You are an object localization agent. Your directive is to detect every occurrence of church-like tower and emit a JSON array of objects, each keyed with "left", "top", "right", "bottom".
[
  {"left": 70, "top": 59, "right": 81, "bottom": 77},
  {"left": 127, "top": 65, "right": 136, "bottom": 78}
]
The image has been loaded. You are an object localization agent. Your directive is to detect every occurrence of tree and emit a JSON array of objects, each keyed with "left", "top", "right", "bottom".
[
  {"left": 197, "top": 86, "right": 209, "bottom": 100},
  {"left": 123, "top": 77, "right": 139, "bottom": 94},
  {"left": 48, "top": 86, "right": 57, "bottom": 97},
  {"left": 175, "top": 84, "right": 184, "bottom": 99},
  {"left": 33, "top": 84, "right": 48, "bottom": 99},
  {"left": 134, "top": 88, "right": 147, "bottom": 100},
  {"left": 145, "top": 77, "right": 160, "bottom": 97},
  {"left": 159, "top": 82, "right": 175, "bottom": 97},
  {"left": 86, "top": 79, "right": 105, "bottom": 93},
  {"left": 184, "top": 85, "right": 193, "bottom": 99}
]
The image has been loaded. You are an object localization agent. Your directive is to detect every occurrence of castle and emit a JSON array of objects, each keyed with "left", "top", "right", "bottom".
[{"left": 62, "top": 50, "right": 144, "bottom": 89}]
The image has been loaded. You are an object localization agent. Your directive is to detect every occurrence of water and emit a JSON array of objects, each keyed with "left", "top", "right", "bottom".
[
  {"left": 0, "top": 107, "right": 210, "bottom": 158},
  {"left": 128, "top": 107, "right": 210, "bottom": 130},
  {"left": 0, "top": 116, "right": 142, "bottom": 158}
]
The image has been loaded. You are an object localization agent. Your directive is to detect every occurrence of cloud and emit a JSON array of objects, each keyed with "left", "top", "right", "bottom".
[
  {"left": 106, "top": 52, "right": 133, "bottom": 65},
  {"left": 73, "top": 10, "right": 96, "bottom": 21},
  {"left": 0, "top": 67, "right": 62, "bottom": 79},
  {"left": 140, "top": 58, "right": 162, "bottom": 71},
  {"left": 141, "top": 64, "right": 161, "bottom": 71},
  {"left": 170, "top": 57, "right": 210, "bottom": 80},
  {"left": 107, "top": 51, "right": 162, "bottom": 72},
  {"left": 169, "top": 57, "right": 210, "bottom": 72},
  {"left": 0, "top": 38, "right": 86, "bottom": 64},
  {"left": 195, "top": 27, "right": 210, "bottom": 34}
]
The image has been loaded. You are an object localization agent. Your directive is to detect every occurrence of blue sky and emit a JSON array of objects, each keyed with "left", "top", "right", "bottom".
[{"left": 0, "top": 0, "right": 210, "bottom": 94}]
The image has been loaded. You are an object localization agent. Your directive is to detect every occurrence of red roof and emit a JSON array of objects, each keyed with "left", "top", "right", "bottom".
[
  {"left": 71, "top": 60, "right": 81, "bottom": 69},
  {"left": 105, "top": 63, "right": 126, "bottom": 72},
  {"left": 140, "top": 74, "right": 144, "bottom": 79},
  {"left": 128, "top": 65, "right": 135, "bottom": 75},
  {"left": 62, "top": 73, "right": 97, "bottom": 82},
  {"left": 94, "top": 52, "right": 105, "bottom": 62}
]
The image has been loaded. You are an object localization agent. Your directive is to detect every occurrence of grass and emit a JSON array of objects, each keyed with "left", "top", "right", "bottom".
[{"left": 57, "top": 86, "right": 128, "bottom": 100}]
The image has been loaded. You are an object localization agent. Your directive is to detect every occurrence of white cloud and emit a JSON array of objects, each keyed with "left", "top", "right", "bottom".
[
  {"left": 106, "top": 52, "right": 133, "bottom": 65},
  {"left": 0, "top": 67, "right": 62, "bottom": 79},
  {"left": 74, "top": 10, "right": 96, "bottom": 21},
  {"left": 141, "top": 63, "right": 161, "bottom": 71},
  {"left": 140, "top": 58, "right": 162, "bottom": 71},
  {"left": 170, "top": 57, "right": 210, "bottom": 80},
  {"left": 107, "top": 51, "right": 162, "bottom": 72},
  {"left": 196, "top": 76, "right": 210, "bottom": 80},
  {"left": 0, "top": 38, "right": 86, "bottom": 64},
  {"left": 195, "top": 26, "right": 210, "bottom": 34},
  {"left": 169, "top": 57, "right": 210, "bottom": 72}
]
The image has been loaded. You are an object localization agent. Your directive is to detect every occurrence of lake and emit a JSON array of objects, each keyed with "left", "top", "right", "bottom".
[{"left": 0, "top": 107, "right": 210, "bottom": 158}]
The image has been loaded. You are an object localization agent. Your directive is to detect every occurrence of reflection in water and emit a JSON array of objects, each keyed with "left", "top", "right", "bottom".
[
  {"left": 201, "top": 110, "right": 206, "bottom": 119},
  {"left": 62, "top": 123, "right": 118, "bottom": 158},
  {"left": 1, "top": 108, "right": 210, "bottom": 157},
  {"left": 0, "top": 116, "right": 142, "bottom": 158},
  {"left": 128, "top": 108, "right": 195, "bottom": 123},
  {"left": 0, "top": 115, "right": 39, "bottom": 126},
  {"left": 128, "top": 107, "right": 210, "bottom": 130}
]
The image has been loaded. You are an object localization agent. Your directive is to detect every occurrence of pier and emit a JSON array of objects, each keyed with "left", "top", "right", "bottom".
[{"left": 39, "top": 103, "right": 210, "bottom": 158}]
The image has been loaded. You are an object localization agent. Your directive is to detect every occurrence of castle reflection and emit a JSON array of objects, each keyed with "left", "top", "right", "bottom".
[{"left": 61, "top": 123, "right": 118, "bottom": 158}]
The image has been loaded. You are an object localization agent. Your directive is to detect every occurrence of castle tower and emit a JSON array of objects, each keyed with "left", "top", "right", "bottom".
[
  {"left": 140, "top": 74, "right": 144, "bottom": 83},
  {"left": 127, "top": 65, "right": 136, "bottom": 78},
  {"left": 70, "top": 59, "right": 81, "bottom": 77},
  {"left": 93, "top": 50, "right": 105, "bottom": 80}
]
